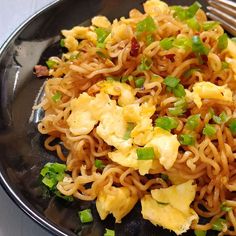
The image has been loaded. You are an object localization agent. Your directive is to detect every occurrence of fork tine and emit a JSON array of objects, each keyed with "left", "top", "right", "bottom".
[
  {"left": 208, "top": 0, "right": 236, "bottom": 17},
  {"left": 212, "top": 0, "right": 236, "bottom": 10}
]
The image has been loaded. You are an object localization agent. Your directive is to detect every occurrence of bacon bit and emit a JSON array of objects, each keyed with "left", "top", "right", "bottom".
[
  {"left": 165, "top": 54, "right": 175, "bottom": 62},
  {"left": 130, "top": 37, "right": 140, "bottom": 57},
  {"left": 34, "top": 65, "right": 49, "bottom": 78}
]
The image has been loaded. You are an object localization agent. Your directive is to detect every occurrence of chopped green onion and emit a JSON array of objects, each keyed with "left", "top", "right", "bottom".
[
  {"left": 194, "top": 230, "right": 207, "bottom": 236},
  {"left": 155, "top": 116, "right": 179, "bottom": 131},
  {"left": 124, "top": 122, "right": 135, "bottom": 140},
  {"left": 192, "top": 36, "right": 210, "bottom": 55},
  {"left": 212, "top": 218, "right": 227, "bottom": 231},
  {"left": 173, "top": 84, "right": 186, "bottom": 98},
  {"left": 160, "top": 37, "right": 175, "bottom": 50},
  {"left": 95, "top": 28, "right": 110, "bottom": 44},
  {"left": 173, "top": 37, "right": 192, "bottom": 50},
  {"left": 186, "top": 114, "right": 201, "bottom": 130},
  {"left": 136, "top": 147, "right": 155, "bottom": 160},
  {"left": 220, "top": 203, "right": 232, "bottom": 212},
  {"left": 164, "top": 76, "right": 180, "bottom": 88},
  {"left": 104, "top": 228, "right": 115, "bottom": 236},
  {"left": 121, "top": 75, "right": 133, "bottom": 83},
  {"left": 52, "top": 91, "right": 62, "bottom": 103},
  {"left": 156, "top": 201, "right": 169, "bottom": 205},
  {"left": 168, "top": 98, "right": 187, "bottom": 116},
  {"left": 212, "top": 112, "right": 228, "bottom": 124},
  {"left": 136, "top": 16, "right": 157, "bottom": 33},
  {"left": 186, "top": 17, "right": 200, "bottom": 31},
  {"left": 179, "top": 134, "right": 195, "bottom": 146},
  {"left": 160, "top": 174, "right": 169, "bottom": 181},
  {"left": 60, "top": 39, "right": 65, "bottom": 47},
  {"left": 221, "top": 61, "right": 229, "bottom": 69},
  {"left": 135, "top": 77, "right": 145, "bottom": 88},
  {"left": 138, "top": 57, "right": 152, "bottom": 71},
  {"left": 78, "top": 209, "right": 93, "bottom": 223},
  {"left": 227, "top": 118, "right": 236, "bottom": 135},
  {"left": 69, "top": 52, "right": 80, "bottom": 60},
  {"left": 42, "top": 177, "right": 57, "bottom": 189},
  {"left": 218, "top": 33, "right": 228, "bottom": 51},
  {"left": 208, "top": 107, "right": 215, "bottom": 118},
  {"left": 95, "top": 160, "right": 105, "bottom": 169},
  {"left": 46, "top": 60, "right": 57, "bottom": 69},
  {"left": 172, "top": 1, "right": 202, "bottom": 21},
  {"left": 219, "top": 112, "right": 228, "bottom": 123},
  {"left": 212, "top": 115, "right": 222, "bottom": 124},
  {"left": 183, "top": 68, "right": 200, "bottom": 78},
  {"left": 146, "top": 34, "right": 155, "bottom": 45},
  {"left": 203, "top": 21, "right": 219, "bottom": 31},
  {"left": 203, "top": 124, "right": 216, "bottom": 137}
]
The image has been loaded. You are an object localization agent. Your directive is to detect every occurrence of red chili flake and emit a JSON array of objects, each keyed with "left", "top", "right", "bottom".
[
  {"left": 130, "top": 37, "right": 140, "bottom": 57},
  {"left": 201, "top": 54, "right": 208, "bottom": 63},
  {"left": 34, "top": 65, "right": 49, "bottom": 78},
  {"left": 165, "top": 54, "right": 175, "bottom": 62}
]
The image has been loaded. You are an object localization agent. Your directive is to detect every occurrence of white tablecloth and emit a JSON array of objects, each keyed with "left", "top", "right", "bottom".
[{"left": 0, "top": 1, "right": 55, "bottom": 235}]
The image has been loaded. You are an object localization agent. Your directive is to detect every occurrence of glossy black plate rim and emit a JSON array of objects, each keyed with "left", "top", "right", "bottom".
[{"left": 0, "top": 2, "right": 70, "bottom": 235}]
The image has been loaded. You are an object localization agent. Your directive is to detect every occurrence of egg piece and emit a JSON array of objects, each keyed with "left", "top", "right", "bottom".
[
  {"left": 143, "top": 0, "right": 170, "bottom": 16},
  {"left": 96, "top": 106, "right": 132, "bottom": 151},
  {"left": 141, "top": 180, "right": 198, "bottom": 235},
  {"left": 98, "top": 81, "right": 136, "bottom": 106},
  {"left": 226, "top": 39, "right": 236, "bottom": 80},
  {"left": 146, "top": 128, "right": 180, "bottom": 170},
  {"left": 92, "top": 16, "right": 111, "bottom": 29},
  {"left": 186, "top": 81, "right": 233, "bottom": 108},
  {"left": 96, "top": 186, "right": 138, "bottom": 223},
  {"left": 108, "top": 147, "right": 159, "bottom": 175},
  {"left": 67, "top": 93, "right": 98, "bottom": 135},
  {"left": 64, "top": 36, "right": 79, "bottom": 52}
]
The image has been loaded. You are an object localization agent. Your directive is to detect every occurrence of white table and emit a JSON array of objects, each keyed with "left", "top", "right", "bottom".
[{"left": 0, "top": 1, "right": 55, "bottom": 235}]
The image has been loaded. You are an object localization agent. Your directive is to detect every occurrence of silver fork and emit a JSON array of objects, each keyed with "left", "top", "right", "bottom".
[{"left": 207, "top": 0, "right": 236, "bottom": 36}]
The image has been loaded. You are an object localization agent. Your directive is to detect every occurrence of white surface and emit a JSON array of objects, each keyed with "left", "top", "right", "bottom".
[{"left": 0, "top": 1, "right": 56, "bottom": 236}]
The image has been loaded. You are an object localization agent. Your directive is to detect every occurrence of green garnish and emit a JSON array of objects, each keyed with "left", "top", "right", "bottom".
[
  {"left": 173, "top": 37, "right": 192, "bottom": 50},
  {"left": 186, "top": 114, "right": 201, "bottom": 130},
  {"left": 194, "top": 230, "right": 207, "bottom": 236},
  {"left": 186, "top": 17, "right": 200, "bottom": 31},
  {"left": 95, "top": 160, "right": 105, "bottom": 169},
  {"left": 95, "top": 28, "right": 110, "bottom": 46},
  {"left": 138, "top": 57, "right": 152, "bottom": 71},
  {"left": 168, "top": 98, "right": 187, "bottom": 116},
  {"left": 160, "top": 37, "right": 175, "bottom": 50},
  {"left": 136, "top": 147, "right": 155, "bottom": 160},
  {"left": 164, "top": 76, "right": 180, "bottom": 88},
  {"left": 183, "top": 68, "right": 200, "bottom": 78},
  {"left": 164, "top": 76, "right": 185, "bottom": 98},
  {"left": 78, "top": 209, "right": 93, "bottom": 223},
  {"left": 121, "top": 75, "right": 133, "bottom": 83},
  {"left": 192, "top": 36, "right": 210, "bottom": 55},
  {"left": 227, "top": 118, "right": 236, "bottom": 135},
  {"left": 179, "top": 134, "right": 195, "bottom": 146},
  {"left": 60, "top": 39, "right": 65, "bottom": 47},
  {"left": 173, "top": 84, "right": 186, "bottom": 97},
  {"left": 146, "top": 34, "right": 155, "bottom": 45},
  {"left": 46, "top": 60, "right": 57, "bottom": 69},
  {"left": 69, "top": 52, "right": 80, "bottom": 60},
  {"left": 203, "top": 124, "right": 216, "bottom": 137},
  {"left": 217, "top": 33, "right": 228, "bottom": 51},
  {"left": 220, "top": 203, "right": 232, "bottom": 212},
  {"left": 172, "top": 1, "right": 202, "bottom": 21},
  {"left": 135, "top": 77, "right": 145, "bottom": 88},
  {"left": 203, "top": 21, "right": 219, "bottom": 31},
  {"left": 136, "top": 16, "right": 157, "bottom": 33},
  {"left": 213, "top": 112, "right": 228, "bottom": 124},
  {"left": 212, "top": 218, "right": 227, "bottom": 231},
  {"left": 155, "top": 116, "right": 179, "bottom": 131},
  {"left": 104, "top": 228, "right": 115, "bottom": 236},
  {"left": 52, "top": 91, "right": 62, "bottom": 103},
  {"left": 124, "top": 122, "right": 135, "bottom": 140}
]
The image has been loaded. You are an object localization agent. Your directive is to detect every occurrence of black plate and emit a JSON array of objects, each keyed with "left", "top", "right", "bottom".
[{"left": 0, "top": 0, "right": 217, "bottom": 235}]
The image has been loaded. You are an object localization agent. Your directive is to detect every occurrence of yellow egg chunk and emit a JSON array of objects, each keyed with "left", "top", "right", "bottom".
[
  {"left": 98, "top": 80, "right": 136, "bottom": 106},
  {"left": 186, "top": 81, "right": 233, "bottom": 108},
  {"left": 146, "top": 128, "right": 180, "bottom": 170},
  {"left": 96, "top": 186, "right": 138, "bottom": 223},
  {"left": 141, "top": 180, "right": 198, "bottom": 235},
  {"left": 67, "top": 93, "right": 97, "bottom": 135},
  {"left": 143, "top": 0, "right": 170, "bottom": 16},
  {"left": 92, "top": 16, "right": 111, "bottom": 29}
]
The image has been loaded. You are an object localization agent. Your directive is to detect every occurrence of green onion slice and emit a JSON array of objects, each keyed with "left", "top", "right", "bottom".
[
  {"left": 194, "top": 230, "right": 207, "bottom": 236},
  {"left": 104, "top": 228, "right": 115, "bottom": 236},
  {"left": 46, "top": 60, "right": 57, "bottom": 69},
  {"left": 179, "top": 134, "right": 195, "bottom": 146},
  {"left": 146, "top": 34, "right": 155, "bottom": 45},
  {"left": 95, "top": 28, "right": 110, "bottom": 44},
  {"left": 217, "top": 33, "right": 228, "bottom": 51},
  {"left": 135, "top": 77, "right": 145, "bottom": 88},
  {"left": 186, "top": 114, "right": 201, "bottom": 130},
  {"left": 186, "top": 17, "right": 200, "bottom": 31},
  {"left": 60, "top": 39, "right": 65, "bottom": 47},
  {"left": 136, "top": 147, "right": 155, "bottom": 160},
  {"left": 160, "top": 37, "right": 175, "bottom": 50},
  {"left": 138, "top": 57, "right": 152, "bottom": 71},
  {"left": 227, "top": 118, "right": 236, "bottom": 135},
  {"left": 173, "top": 84, "right": 186, "bottom": 98},
  {"left": 212, "top": 218, "right": 227, "bottom": 231},
  {"left": 155, "top": 116, "right": 179, "bottom": 131},
  {"left": 164, "top": 76, "right": 180, "bottom": 88},
  {"left": 183, "top": 68, "right": 200, "bottom": 78},
  {"left": 173, "top": 37, "right": 192, "bottom": 50},
  {"left": 192, "top": 36, "right": 210, "bottom": 55},
  {"left": 220, "top": 203, "right": 232, "bottom": 212},
  {"left": 136, "top": 16, "right": 157, "bottom": 33},
  {"left": 203, "top": 21, "right": 219, "bottom": 31},
  {"left": 78, "top": 209, "right": 93, "bottom": 223},
  {"left": 52, "top": 91, "right": 62, "bottom": 103},
  {"left": 203, "top": 124, "right": 216, "bottom": 137},
  {"left": 95, "top": 160, "right": 105, "bottom": 169}
]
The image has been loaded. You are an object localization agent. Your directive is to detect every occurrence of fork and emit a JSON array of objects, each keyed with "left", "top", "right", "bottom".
[{"left": 207, "top": 0, "right": 236, "bottom": 36}]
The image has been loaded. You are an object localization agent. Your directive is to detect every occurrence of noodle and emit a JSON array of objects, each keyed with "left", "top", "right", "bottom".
[{"left": 34, "top": 0, "right": 236, "bottom": 235}]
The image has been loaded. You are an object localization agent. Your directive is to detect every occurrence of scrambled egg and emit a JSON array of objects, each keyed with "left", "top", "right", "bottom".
[
  {"left": 186, "top": 81, "right": 233, "bottom": 108},
  {"left": 141, "top": 180, "right": 198, "bottom": 235},
  {"left": 143, "top": 0, "right": 170, "bottom": 16},
  {"left": 91, "top": 16, "right": 111, "bottom": 29},
  {"left": 96, "top": 186, "right": 138, "bottom": 223},
  {"left": 226, "top": 39, "right": 236, "bottom": 79}
]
